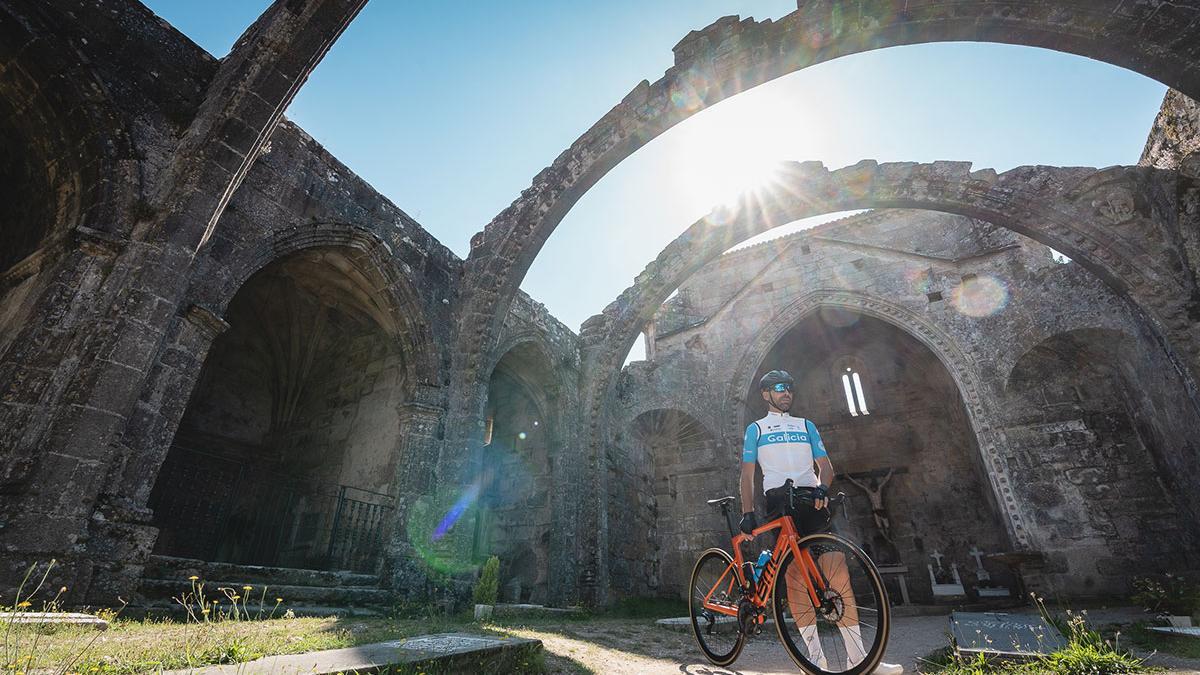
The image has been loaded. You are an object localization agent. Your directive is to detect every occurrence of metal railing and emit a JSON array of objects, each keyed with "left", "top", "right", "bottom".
[
  {"left": 326, "top": 486, "right": 395, "bottom": 573},
  {"left": 150, "top": 446, "right": 394, "bottom": 573}
]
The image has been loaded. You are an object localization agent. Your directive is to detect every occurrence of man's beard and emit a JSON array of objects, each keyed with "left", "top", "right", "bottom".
[{"left": 773, "top": 394, "right": 792, "bottom": 412}]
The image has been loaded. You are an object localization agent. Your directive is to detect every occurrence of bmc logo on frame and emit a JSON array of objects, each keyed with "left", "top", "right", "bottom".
[{"left": 763, "top": 431, "right": 809, "bottom": 444}]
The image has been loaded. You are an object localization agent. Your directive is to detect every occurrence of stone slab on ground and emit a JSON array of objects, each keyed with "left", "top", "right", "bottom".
[
  {"left": 164, "top": 632, "right": 541, "bottom": 674},
  {"left": 1152, "top": 626, "right": 1200, "bottom": 637},
  {"left": 494, "top": 603, "right": 583, "bottom": 617},
  {"left": 0, "top": 612, "right": 108, "bottom": 630}
]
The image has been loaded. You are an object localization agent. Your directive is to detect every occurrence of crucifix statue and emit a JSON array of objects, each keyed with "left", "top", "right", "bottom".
[{"left": 846, "top": 468, "right": 895, "bottom": 543}]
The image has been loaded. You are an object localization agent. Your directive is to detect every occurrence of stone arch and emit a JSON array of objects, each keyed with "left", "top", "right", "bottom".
[
  {"left": 572, "top": 162, "right": 1194, "bottom": 602},
  {"left": 0, "top": 3, "right": 131, "bottom": 261},
  {"left": 0, "top": 2, "right": 133, "bottom": 352},
  {"left": 458, "top": 1, "right": 1200, "bottom": 365},
  {"left": 726, "top": 290, "right": 1023, "bottom": 546},
  {"left": 1001, "top": 327, "right": 1200, "bottom": 589},
  {"left": 149, "top": 243, "right": 418, "bottom": 571},
  {"left": 609, "top": 407, "right": 724, "bottom": 599},
  {"left": 581, "top": 163, "right": 1190, "bottom": 470},
  {"left": 479, "top": 336, "right": 565, "bottom": 604},
  {"left": 206, "top": 224, "right": 441, "bottom": 397}
]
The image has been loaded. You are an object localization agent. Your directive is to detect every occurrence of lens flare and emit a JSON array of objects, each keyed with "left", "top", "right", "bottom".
[
  {"left": 432, "top": 481, "right": 480, "bottom": 541},
  {"left": 406, "top": 439, "right": 542, "bottom": 575},
  {"left": 904, "top": 268, "right": 933, "bottom": 296},
  {"left": 951, "top": 275, "right": 1009, "bottom": 317}
]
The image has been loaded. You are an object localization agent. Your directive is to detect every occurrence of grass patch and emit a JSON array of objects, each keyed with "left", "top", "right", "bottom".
[
  {"left": 5, "top": 614, "right": 475, "bottom": 673},
  {"left": 1126, "top": 621, "right": 1200, "bottom": 659},
  {"left": 919, "top": 610, "right": 1150, "bottom": 674}
]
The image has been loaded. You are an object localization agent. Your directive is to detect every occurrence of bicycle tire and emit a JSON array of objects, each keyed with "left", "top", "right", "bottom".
[
  {"left": 771, "top": 533, "right": 890, "bottom": 675},
  {"left": 688, "top": 547, "right": 747, "bottom": 666}
]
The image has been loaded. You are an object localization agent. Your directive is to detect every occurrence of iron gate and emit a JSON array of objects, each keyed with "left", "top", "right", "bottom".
[{"left": 150, "top": 446, "right": 394, "bottom": 573}]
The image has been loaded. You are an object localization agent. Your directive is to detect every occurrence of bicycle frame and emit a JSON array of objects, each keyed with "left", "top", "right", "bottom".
[{"left": 700, "top": 513, "right": 832, "bottom": 623}]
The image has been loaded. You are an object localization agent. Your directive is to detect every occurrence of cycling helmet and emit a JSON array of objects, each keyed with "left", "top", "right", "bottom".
[{"left": 759, "top": 370, "right": 794, "bottom": 390}]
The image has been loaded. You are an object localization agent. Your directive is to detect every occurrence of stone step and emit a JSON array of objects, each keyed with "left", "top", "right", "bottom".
[
  {"left": 144, "top": 555, "right": 382, "bottom": 588},
  {"left": 139, "top": 578, "right": 391, "bottom": 608}
]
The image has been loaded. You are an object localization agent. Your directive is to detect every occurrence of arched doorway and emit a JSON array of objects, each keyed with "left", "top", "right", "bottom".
[
  {"left": 746, "top": 309, "right": 1012, "bottom": 604},
  {"left": 148, "top": 247, "right": 406, "bottom": 573},
  {"left": 478, "top": 341, "right": 557, "bottom": 604}
]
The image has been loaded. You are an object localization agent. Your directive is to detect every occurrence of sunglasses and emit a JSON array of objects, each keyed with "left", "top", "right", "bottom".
[{"left": 769, "top": 383, "right": 792, "bottom": 392}]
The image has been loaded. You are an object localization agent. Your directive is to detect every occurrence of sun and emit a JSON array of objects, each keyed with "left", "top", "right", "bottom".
[
  {"left": 665, "top": 84, "right": 815, "bottom": 214},
  {"left": 670, "top": 122, "right": 784, "bottom": 209}
]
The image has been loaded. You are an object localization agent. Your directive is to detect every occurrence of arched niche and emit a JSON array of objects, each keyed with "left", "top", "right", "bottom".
[
  {"left": 745, "top": 309, "right": 1013, "bottom": 603},
  {"left": 478, "top": 340, "right": 559, "bottom": 604},
  {"left": 0, "top": 3, "right": 129, "bottom": 357},
  {"left": 610, "top": 408, "right": 723, "bottom": 600},
  {"left": 148, "top": 247, "right": 408, "bottom": 573},
  {"left": 1003, "top": 328, "right": 1200, "bottom": 593}
]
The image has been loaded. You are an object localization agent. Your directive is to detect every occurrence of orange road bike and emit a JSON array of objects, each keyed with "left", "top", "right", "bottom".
[{"left": 690, "top": 490, "right": 890, "bottom": 674}]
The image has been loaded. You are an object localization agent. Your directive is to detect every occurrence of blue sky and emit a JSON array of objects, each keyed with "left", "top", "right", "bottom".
[{"left": 144, "top": 1, "right": 1166, "bottom": 340}]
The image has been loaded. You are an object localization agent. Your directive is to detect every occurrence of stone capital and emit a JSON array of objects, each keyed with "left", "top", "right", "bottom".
[{"left": 183, "top": 304, "right": 230, "bottom": 340}]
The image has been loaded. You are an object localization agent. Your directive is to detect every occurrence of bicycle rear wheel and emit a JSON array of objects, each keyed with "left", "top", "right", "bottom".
[
  {"left": 688, "top": 547, "right": 747, "bottom": 666},
  {"left": 771, "top": 533, "right": 889, "bottom": 675}
]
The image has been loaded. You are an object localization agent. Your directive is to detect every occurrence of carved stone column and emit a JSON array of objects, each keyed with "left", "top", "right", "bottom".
[
  {"left": 388, "top": 392, "right": 445, "bottom": 598},
  {"left": 85, "top": 304, "right": 230, "bottom": 604}
]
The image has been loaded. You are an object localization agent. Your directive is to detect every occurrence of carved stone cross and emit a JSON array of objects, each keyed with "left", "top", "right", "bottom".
[{"left": 930, "top": 550, "right": 944, "bottom": 569}]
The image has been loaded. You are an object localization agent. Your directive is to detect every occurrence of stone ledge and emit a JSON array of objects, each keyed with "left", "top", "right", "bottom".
[{"left": 164, "top": 632, "right": 542, "bottom": 674}]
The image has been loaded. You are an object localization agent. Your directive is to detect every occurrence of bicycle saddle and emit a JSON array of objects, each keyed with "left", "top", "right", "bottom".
[{"left": 706, "top": 496, "right": 736, "bottom": 506}]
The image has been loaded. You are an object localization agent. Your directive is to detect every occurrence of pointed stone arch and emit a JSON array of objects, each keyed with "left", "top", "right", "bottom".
[
  {"left": 212, "top": 223, "right": 442, "bottom": 398},
  {"left": 457, "top": 0, "right": 1200, "bottom": 377},
  {"left": 726, "top": 290, "right": 1022, "bottom": 546}
]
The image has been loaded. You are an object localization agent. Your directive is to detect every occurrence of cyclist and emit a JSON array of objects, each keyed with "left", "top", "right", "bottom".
[{"left": 739, "top": 369, "right": 902, "bottom": 675}]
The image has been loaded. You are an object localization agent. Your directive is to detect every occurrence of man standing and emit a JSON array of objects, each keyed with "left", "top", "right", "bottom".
[{"left": 739, "top": 370, "right": 902, "bottom": 675}]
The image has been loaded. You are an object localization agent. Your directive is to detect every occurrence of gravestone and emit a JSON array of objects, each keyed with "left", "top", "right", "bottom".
[
  {"left": 969, "top": 546, "right": 1010, "bottom": 597},
  {"left": 950, "top": 611, "right": 1066, "bottom": 657}
]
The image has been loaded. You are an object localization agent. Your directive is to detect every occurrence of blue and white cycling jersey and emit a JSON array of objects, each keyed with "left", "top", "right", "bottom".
[{"left": 742, "top": 411, "right": 828, "bottom": 492}]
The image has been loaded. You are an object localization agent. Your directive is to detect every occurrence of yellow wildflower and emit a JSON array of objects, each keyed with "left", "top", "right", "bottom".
[
  {"left": 243, "top": 585, "right": 252, "bottom": 591},
  {"left": 16, "top": 601, "right": 31, "bottom": 608},
  {"left": 188, "top": 575, "right": 199, "bottom": 581},
  {"left": 275, "top": 597, "right": 283, "bottom": 603}
]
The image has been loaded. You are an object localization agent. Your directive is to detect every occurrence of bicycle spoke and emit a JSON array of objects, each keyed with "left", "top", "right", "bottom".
[
  {"left": 772, "top": 534, "right": 890, "bottom": 674},
  {"left": 689, "top": 549, "right": 746, "bottom": 666}
]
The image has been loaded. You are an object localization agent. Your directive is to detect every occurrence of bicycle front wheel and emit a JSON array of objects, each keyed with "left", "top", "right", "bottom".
[
  {"left": 771, "top": 533, "right": 890, "bottom": 675},
  {"left": 688, "top": 547, "right": 747, "bottom": 666}
]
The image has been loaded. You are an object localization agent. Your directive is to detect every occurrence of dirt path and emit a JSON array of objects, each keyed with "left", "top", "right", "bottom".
[{"left": 506, "top": 612, "right": 1200, "bottom": 674}]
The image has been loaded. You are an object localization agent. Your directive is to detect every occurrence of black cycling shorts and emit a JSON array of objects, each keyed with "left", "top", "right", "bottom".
[{"left": 764, "top": 486, "right": 833, "bottom": 537}]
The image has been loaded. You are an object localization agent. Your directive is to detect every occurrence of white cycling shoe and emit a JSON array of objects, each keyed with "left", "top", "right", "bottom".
[{"left": 871, "top": 662, "right": 904, "bottom": 675}]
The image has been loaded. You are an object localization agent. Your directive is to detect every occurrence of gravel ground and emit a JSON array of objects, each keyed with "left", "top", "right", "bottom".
[{"left": 506, "top": 607, "right": 1200, "bottom": 674}]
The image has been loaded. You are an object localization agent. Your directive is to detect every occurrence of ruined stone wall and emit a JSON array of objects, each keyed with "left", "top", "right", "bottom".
[
  {"left": 610, "top": 209, "right": 1200, "bottom": 600},
  {"left": 607, "top": 354, "right": 730, "bottom": 599},
  {"left": 485, "top": 293, "right": 581, "bottom": 604},
  {"left": 1002, "top": 329, "right": 1193, "bottom": 594}
]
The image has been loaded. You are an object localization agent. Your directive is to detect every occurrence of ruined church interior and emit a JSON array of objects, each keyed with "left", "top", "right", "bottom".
[{"left": 1, "top": 0, "right": 1199, "bottom": 622}]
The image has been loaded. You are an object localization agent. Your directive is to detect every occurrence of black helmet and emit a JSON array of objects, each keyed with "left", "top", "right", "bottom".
[{"left": 759, "top": 370, "right": 794, "bottom": 390}]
